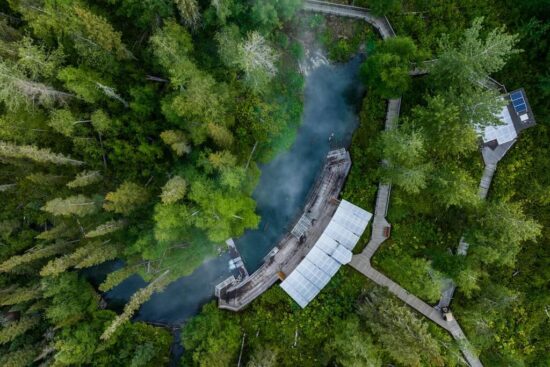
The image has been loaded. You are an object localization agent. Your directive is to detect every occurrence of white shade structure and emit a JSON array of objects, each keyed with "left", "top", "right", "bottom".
[{"left": 280, "top": 199, "right": 372, "bottom": 308}]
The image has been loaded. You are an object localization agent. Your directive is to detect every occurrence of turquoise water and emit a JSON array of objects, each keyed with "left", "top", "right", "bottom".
[{"left": 86, "top": 54, "right": 364, "bottom": 325}]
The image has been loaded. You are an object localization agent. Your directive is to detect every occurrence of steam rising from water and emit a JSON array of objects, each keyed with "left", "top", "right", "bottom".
[{"left": 236, "top": 53, "right": 364, "bottom": 271}]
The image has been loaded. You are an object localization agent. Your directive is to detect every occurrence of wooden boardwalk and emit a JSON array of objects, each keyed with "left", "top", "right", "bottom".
[
  {"left": 478, "top": 163, "right": 496, "bottom": 199},
  {"left": 303, "top": 0, "right": 395, "bottom": 39},
  {"left": 349, "top": 98, "right": 483, "bottom": 367},
  {"left": 305, "top": 2, "right": 483, "bottom": 366}
]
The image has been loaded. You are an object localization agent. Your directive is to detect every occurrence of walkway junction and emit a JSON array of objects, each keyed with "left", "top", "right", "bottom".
[{"left": 216, "top": 2, "right": 536, "bottom": 367}]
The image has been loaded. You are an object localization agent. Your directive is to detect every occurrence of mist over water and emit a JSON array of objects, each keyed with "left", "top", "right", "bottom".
[
  {"left": 236, "top": 54, "right": 364, "bottom": 270},
  {"left": 85, "top": 53, "right": 364, "bottom": 326}
]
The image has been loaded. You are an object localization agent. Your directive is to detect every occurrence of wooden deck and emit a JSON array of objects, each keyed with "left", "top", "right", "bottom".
[
  {"left": 303, "top": 0, "right": 396, "bottom": 39},
  {"left": 349, "top": 98, "right": 483, "bottom": 367},
  {"left": 217, "top": 149, "right": 352, "bottom": 311}
]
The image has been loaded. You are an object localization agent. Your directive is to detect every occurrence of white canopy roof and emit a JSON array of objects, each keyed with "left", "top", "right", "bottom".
[{"left": 280, "top": 200, "right": 372, "bottom": 308}]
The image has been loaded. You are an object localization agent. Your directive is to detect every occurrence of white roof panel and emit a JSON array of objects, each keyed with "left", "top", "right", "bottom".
[
  {"left": 479, "top": 105, "right": 517, "bottom": 145},
  {"left": 280, "top": 279, "right": 309, "bottom": 308},
  {"left": 280, "top": 200, "right": 373, "bottom": 308},
  {"left": 315, "top": 233, "right": 339, "bottom": 255},
  {"left": 332, "top": 245, "right": 352, "bottom": 264},
  {"left": 332, "top": 208, "right": 369, "bottom": 235},
  {"left": 340, "top": 200, "right": 373, "bottom": 221},
  {"left": 324, "top": 220, "right": 360, "bottom": 250},
  {"left": 306, "top": 246, "right": 340, "bottom": 276},
  {"left": 295, "top": 258, "right": 331, "bottom": 287}
]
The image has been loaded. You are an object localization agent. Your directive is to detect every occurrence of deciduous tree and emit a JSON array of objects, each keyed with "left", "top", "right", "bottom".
[{"left": 360, "top": 37, "right": 418, "bottom": 98}]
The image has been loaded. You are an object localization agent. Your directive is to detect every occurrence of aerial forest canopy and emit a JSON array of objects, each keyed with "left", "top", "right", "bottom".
[
  {"left": 1, "top": 0, "right": 549, "bottom": 366},
  {"left": 0, "top": 0, "right": 304, "bottom": 364}
]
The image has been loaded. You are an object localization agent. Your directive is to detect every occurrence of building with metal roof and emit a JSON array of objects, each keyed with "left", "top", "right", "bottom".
[
  {"left": 477, "top": 88, "right": 536, "bottom": 165},
  {"left": 280, "top": 199, "right": 372, "bottom": 308}
]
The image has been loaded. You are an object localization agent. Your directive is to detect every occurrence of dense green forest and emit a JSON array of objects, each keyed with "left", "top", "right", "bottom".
[{"left": 0, "top": 0, "right": 548, "bottom": 366}]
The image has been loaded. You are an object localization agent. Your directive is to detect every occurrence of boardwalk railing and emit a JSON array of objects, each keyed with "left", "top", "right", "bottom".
[{"left": 303, "top": 0, "right": 395, "bottom": 39}]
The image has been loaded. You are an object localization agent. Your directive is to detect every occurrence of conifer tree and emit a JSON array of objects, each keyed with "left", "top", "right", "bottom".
[
  {"left": 0, "top": 141, "right": 84, "bottom": 166},
  {"left": 160, "top": 176, "right": 187, "bottom": 204},
  {"left": 48, "top": 109, "right": 83, "bottom": 137},
  {"left": 101, "top": 270, "right": 170, "bottom": 340},
  {"left": 468, "top": 201, "right": 541, "bottom": 266},
  {"left": 95, "top": 82, "right": 129, "bottom": 107},
  {"left": 75, "top": 242, "right": 118, "bottom": 268},
  {"left": 378, "top": 127, "right": 431, "bottom": 194},
  {"left": 175, "top": 0, "right": 201, "bottom": 29},
  {"left": 40, "top": 255, "right": 77, "bottom": 277},
  {"left": 0, "top": 285, "right": 41, "bottom": 306},
  {"left": 0, "top": 348, "right": 37, "bottom": 367},
  {"left": 0, "top": 316, "right": 40, "bottom": 344},
  {"left": 0, "top": 61, "right": 72, "bottom": 110},
  {"left": 40, "top": 241, "right": 117, "bottom": 276},
  {"left": 103, "top": 182, "right": 149, "bottom": 215},
  {"left": 99, "top": 266, "right": 138, "bottom": 292},
  {"left": 67, "top": 170, "right": 102, "bottom": 188},
  {"left": 0, "top": 183, "right": 16, "bottom": 192},
  {"left": 431, "top": 17, "right": 519, "bottom": 91},
  {"left": 85, "top": 219, "right": 126, "bottom": 238},
  {"left": 42, "top": 195, "right": 98, "bottom": 217},
  {"left": 359, "top": 290, "right": 444, "bottom": 367},
  {"left": 35, "top": 222, "right": 78, "bottom": 240},
  {"left": 0, "top": 219, "right": 19, "bottom": 239},
  {"left": 160, "top": 130, "right": 191, "bottom": 156},
  {"left": 0, "top": 241, "right": 72, "bottom": 273},
  {"left": 71, "top": 5, "right": 133, "bottom": 60}
]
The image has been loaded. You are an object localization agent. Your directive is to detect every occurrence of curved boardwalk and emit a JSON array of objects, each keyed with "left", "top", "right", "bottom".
[
  {"left": 305, "top": 2, "right": 483, "bottom": 366},
  {"left": 304, "top": 0, "right": 395, "bottom": 39},
  {"left": 217, "top": 149, "right": 351, "bottom": 311}
]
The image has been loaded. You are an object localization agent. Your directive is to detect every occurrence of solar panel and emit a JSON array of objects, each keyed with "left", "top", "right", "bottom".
[
  {"left": 515, "top": 104, "right": 527, "bottom": 113},
  {"left": 509, "top": 91, "right": 528, "bottom": 114},
  {"left": 510, "top": 91, "right": 523, "bottom": 101}
]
